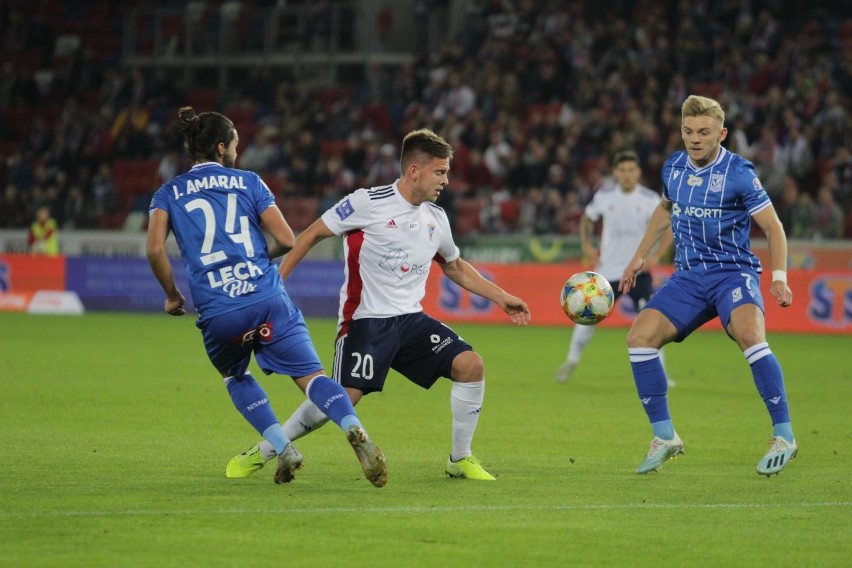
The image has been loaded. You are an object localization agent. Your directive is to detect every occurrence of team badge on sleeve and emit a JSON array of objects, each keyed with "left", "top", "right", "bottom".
[
  {"left": 335, "top": 198, "right": 355, "bottom": 220},
  {"left": 752, "top": 178, "right": 764, "bottom": 190}
]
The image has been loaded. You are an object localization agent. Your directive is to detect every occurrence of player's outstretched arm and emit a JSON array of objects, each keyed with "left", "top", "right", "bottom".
[
  {"left": 752, "top": 205, "right": 793, "bottom": 308},
  {"left": 261, "top": 205, "right": 296, "bottom": 259},
  {"left": 440, "top": 258, "right": 531, "bottom": 325},
  {"left": 620, "top": 200, "right": 672, "bottom": 294},
  {"left": 278, "top": 218, "right": 335, "bottom": 281},
  {"left": 146, "top": 208, "right": 186, "bottom": 315}
]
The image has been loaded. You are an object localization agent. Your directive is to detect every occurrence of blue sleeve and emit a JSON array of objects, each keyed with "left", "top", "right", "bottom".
[
  {"left": 148, "top": 185, "right": 170, "bottom": 215},
  {"left": 251, "top": 173, "right": 276, "bottom": 214},
  {"left": 736, "top": 159, "right": 772, "bottom": 216},
  {"left": 660, "top": 156, "right": 674, "bottom": 200}
]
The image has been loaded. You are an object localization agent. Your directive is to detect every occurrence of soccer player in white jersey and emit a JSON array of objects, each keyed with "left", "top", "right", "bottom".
[
  {"left": 620, "top": 95, "right": 797, "bottom": 476},
  {"left": 148, "top": 107, "right": 386, "bottom": 487},
  {"left": 227, "top": 128, "right": 532, "bottom": 480},
  {"left": 555, "top": 151, "right": 674, "bottom": 384}
]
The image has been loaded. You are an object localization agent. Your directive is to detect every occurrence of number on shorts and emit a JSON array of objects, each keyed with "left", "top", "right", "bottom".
[{"left": 350, "top": 352, "right": 374, "bottom": 381}]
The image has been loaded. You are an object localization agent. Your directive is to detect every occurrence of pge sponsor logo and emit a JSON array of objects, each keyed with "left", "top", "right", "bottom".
[
  {"left": 438, "top": 271, "right": 492, "bottom": 316},
  {"left": 378, "top": 249, "right": 429, "bottom": 279},
  {"left": 808, "top": 275, "right": 852, "bottom": 328}
]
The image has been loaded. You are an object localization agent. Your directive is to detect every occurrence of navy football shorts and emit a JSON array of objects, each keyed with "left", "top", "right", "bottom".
[{"left": 332, "top": 312, "right": 473, "bottom": 394}]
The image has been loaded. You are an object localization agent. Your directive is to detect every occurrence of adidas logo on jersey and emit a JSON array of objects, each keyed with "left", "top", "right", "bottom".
[{"left": 385, "top": 219, "right": 398, "bottom": 229}]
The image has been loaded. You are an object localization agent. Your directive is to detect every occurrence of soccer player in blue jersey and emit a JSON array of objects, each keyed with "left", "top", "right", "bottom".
[
  {"left": 620, "top": 95, "right": 797, "bottom": 476},
  {"left": 146, "top": 106, "right": 386, "bottom": 487}
]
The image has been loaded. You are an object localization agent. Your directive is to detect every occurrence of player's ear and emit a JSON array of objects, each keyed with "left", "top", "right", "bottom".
[{"left": 719, "top": 126, "right": 728, "bottom": 142}]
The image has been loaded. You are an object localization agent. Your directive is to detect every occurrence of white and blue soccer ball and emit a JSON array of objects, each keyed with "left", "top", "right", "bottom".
[{"left": 560, "top": 271, "right": 615, "bottom": 325}]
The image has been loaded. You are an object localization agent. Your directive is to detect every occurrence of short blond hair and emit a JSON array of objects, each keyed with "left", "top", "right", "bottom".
[{"left": 681, "top": 95, "right": 725, "bottom": 124}]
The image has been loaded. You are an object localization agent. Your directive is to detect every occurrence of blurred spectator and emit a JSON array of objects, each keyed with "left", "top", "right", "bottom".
[
  {"left": 238, "top": 129, "right": 278, "bottom": 174},
  {"left": 62, "top": 184, "right": 93, "bottom": 229},
  {"left": 790, "top": 192, "right": 816, "bottom": 239},
  {"left": 156, "top": 150, "right": 185, "bottom": 186},
  {"left": 775, "top": 175, "right": 800, "bottom": 235},
  {"left": 366, "top": 143, "right": 400, "bottom": 187},
  {"left": 92, "top": 163, "right": 119, "bottom": 219},
  {"left": 0, "top": 1, "right": 848, "bottom": 244},
  {"left": 813, "top": 186, "right": 844, "bottom": 239},
  {"left": 28, "top": 206, "right": 59, "bottom": 255}
]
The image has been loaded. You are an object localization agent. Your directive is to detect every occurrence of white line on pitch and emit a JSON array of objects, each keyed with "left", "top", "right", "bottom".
[{"left": 1, "top": 502, "right": 850, "bottom": 518}]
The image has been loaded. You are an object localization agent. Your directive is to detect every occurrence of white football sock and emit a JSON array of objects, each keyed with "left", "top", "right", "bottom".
[
  {"left": 450, "top": 380, "right": 485, "bottom": 462},
  {"left": 257, "top": 399, "right": 329, "bottom": 461},
  {"left": 282, "top": 398, "right": 330, "bottom": 441},
  {"left": 566, "top": 324, "right": 595, "bottom": 364}
]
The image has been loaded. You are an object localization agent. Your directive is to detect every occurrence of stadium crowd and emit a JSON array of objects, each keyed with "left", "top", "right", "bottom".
[{"left": 1, "top": 0, "right": 850, "bottom": 238}]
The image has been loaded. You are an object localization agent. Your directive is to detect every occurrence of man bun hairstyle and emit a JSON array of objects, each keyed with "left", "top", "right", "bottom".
[
  {"left": 176, "top": 106, "right": 236, "bottom": 162},
  {"left": 681, "top": 95, "right": 725, "bottom": 124},
  {"left": 400, "top": 128, "right": 453, "bottom": 171}
]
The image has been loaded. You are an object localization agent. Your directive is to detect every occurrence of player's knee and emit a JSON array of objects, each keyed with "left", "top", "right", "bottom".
[
  {"left": 735, "top": 329, "right": 766, "bottom": 350},
  {"left": 345, "top": 387, "right": 363, "bottom": 405},
  {"left": 451, "top": 351, "right": 484, "bottom": 383},
  {"left": 626, "top": 327, "right": 651, "bottom": 349}
]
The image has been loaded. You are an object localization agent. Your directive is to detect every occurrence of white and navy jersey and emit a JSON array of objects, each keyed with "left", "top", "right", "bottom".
[
  {"left": 584, "top": 183, "right": 660, "bottom": 282},
  {"left": 662, "top": 147, "right": 771, "bottom": 272},
  {"left": 321, "top": 182, "right": 459, "bottom": 333},
  {"left": 149, "top": 162, "right": 283, "bottom": 320}
]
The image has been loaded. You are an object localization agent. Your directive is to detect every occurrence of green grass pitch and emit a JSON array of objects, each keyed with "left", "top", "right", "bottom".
[{"left": 1, "top": 312, "right": 850, "bottom": 567}]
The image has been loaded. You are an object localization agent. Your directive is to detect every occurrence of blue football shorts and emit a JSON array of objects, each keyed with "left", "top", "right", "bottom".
[
  {"left": 197, "top": 294, "right": 324, "bottom": 379},
  {"left": 645, "top": 268, "right": 765, "bottom": 341},
  {"left": 332, "top": 312, "right": 474, "bottom": 394}
]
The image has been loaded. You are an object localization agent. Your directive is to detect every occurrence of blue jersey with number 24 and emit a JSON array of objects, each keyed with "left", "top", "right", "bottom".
[{"left": 149, "top": 162, "right": 283, "bottom": 320}]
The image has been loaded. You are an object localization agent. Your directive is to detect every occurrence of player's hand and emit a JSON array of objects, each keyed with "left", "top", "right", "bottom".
[
  {"left": 769, "top": 280, "right": 792, "bottom": 308},
  {"left": 164, "top": 293, "right": 186, "bottom": 316},
  {"left": 619, "top": 257, "right": 644, "bottom": 294},
  {"left": 500, "top": 294, "right": 531, "bottom": 326}
]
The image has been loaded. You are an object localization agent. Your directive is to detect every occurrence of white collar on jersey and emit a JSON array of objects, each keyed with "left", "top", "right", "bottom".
[
  {"left": 686, "top": 146, "right": 727, "bottom": 173},
  {"left": 189, "top": 162, "right": 221, "bottom": 171}
]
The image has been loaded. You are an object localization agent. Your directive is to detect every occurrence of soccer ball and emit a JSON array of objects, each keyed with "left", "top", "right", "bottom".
[{"left": 560, "top": 271, "right": 615, "bottom": 325}]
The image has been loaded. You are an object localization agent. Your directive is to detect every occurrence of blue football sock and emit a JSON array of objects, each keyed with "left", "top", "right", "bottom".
[
  {"left": 225, "top": 373, "right": 287, "bottom": 452},
  {"left": 744, "top": 343, "right": 793, "bottom": 436},
  {"left": 307, "top": 376, "right": 362, "bottom": 431},
  {"left": 651, "top": 419, "right": 676, "bottom": 441},
  {"left": 773, "top": 422, "right": 795, "bottom": 443},
  {"left": 262, "top": 424, "right": 289, "bottom": 455},
  {"left": 629, "top": 348, "right": 675, "bottom": 437}
]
